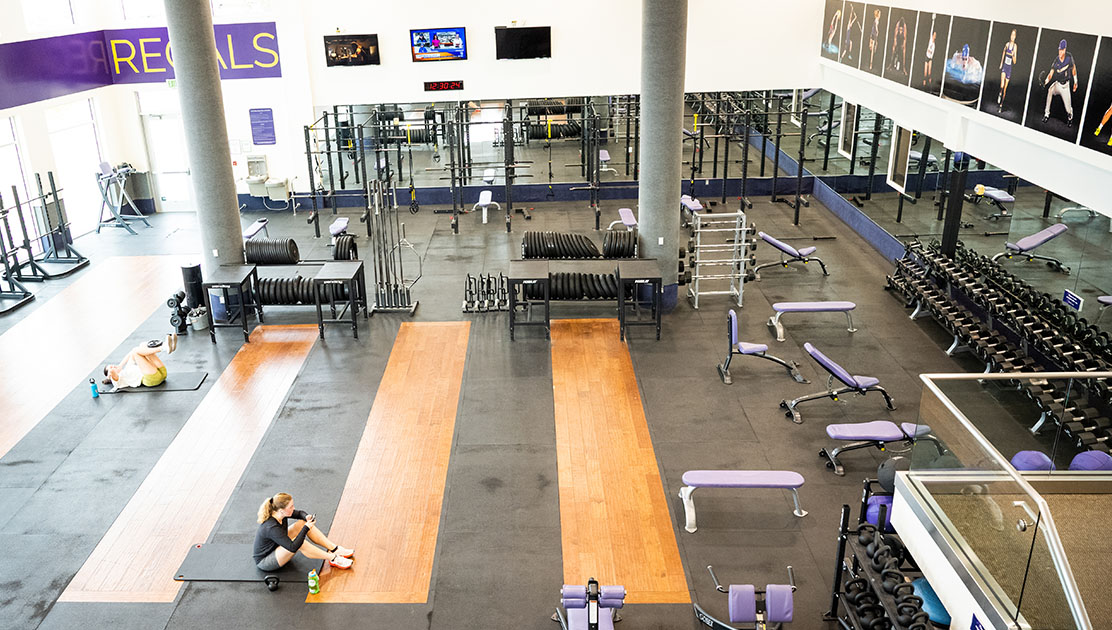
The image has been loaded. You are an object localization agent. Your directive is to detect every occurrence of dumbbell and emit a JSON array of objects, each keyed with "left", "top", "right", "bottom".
[
  {"left": 1063, "top": 415, "right": 1112, "bottom": 437},
  {"left": 1075, "top": 429, "right": 1112, "bottom": 450}
]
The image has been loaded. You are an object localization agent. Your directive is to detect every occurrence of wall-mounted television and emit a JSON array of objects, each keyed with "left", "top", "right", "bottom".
[
  {"left": 324, "top": 35, "right": 380, "bottom": 66},
  {"left": 410, "top": 28, "right": 467, "bottom": 62},
  {"left": 494, "top": 26, "right": 551, "bottom": 60}
]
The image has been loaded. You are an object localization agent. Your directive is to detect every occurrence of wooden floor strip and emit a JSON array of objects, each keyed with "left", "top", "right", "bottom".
[
  {"left": 551, "top": 319, "right": 689, "bottom": 604},
  {"left": 0, "top": 256, "right": 186, "bottom": 459},
  {"left": 307, "top": 321, "right": 470, "bottom": 604},
  {"left": 59, "top": 325, "right": 318, "bottom": 603}
]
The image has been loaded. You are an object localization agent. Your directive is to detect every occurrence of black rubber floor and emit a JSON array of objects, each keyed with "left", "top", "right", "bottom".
[{"left": 2, "top": 196, "right": 1015, "bottom": 629}]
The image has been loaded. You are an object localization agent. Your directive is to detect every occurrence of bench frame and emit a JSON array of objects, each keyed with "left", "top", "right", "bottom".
[
  {"left": 780, "top": 343, "right": 895, "bottom": 424},
  {"left": 767, "top": 303, "right": 856, "bottom": 343},
  {"left": 718, "top": 309, "right": 807, "bottom": 384},
  {"left": 679, "top": 475, "right": 806, "bottom": 533}
]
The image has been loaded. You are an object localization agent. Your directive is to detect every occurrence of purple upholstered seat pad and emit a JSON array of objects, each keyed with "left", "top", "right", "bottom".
[
  {"left": 681, "top": 470, "right": 804, "bottom": 488},
  {"left": 775, "top": 301, "right": 855, "bottom": 312},
  {"left": 804, "top": 342, "right": 865, "bottom": 389},
  {"left": 1008, "top": 223, "right": 1068, "bottom": 252},
  {"left": 826, "top": 420, "right": 903, "bottom": 441},
  {"left": 729, "top": 584, "right": 757, "bottom": 624},
  {"left": 983, "top": 187, "right": 1015, "bottom": 203},
  {"left": 737, "top": 341, "right": 769, "bottom": 354},
  {"left": 759, "top": 232, "right": 802, "bottom": 258},
  {"left": 618, "top": 207, "right": 636, "bottom": 226},
  {"left": 765, "top": 584, "right": 794, "bottom": 623},
  {"left": 680, "top": 195, "right": 703, "bottom": 210}
]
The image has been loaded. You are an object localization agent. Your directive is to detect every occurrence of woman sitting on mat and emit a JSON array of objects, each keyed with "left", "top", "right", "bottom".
[
  {"left": 253, "top": 493, "right": 354, "bottom": 571},
  {"left": 102, "top": 334, "right": 176, "bottom": 389}
]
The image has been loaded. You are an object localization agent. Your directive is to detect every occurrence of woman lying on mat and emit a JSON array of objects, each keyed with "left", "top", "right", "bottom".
[
  {"left": 253, "top": 493, "right": 354, "bottom": 571},
  {"left": 102, "top": 334, "right": 176, "bottom": 389}
]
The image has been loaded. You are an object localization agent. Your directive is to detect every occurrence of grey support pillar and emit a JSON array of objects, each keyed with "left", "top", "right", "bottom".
[
  {"left": 164, "top": 0, "right": 243, "bottom": 274},
  {"left": 638, "top": 0, "right": 688, "bottom": 308},
  {"left": 941, "top": 152, "right": 969, "bottom": 258}
]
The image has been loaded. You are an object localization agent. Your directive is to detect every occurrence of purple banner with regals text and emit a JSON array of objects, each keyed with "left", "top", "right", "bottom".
[{"left": 0, "top": 22, "right": 281, "bottom": 111}]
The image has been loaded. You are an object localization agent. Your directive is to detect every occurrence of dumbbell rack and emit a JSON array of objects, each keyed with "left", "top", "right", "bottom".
[
  {"left": 827, "top": 504, "right": 928, "bottom": 630},
  {"left": 686, "top": 210, "right": 752, "bottom": 309}
]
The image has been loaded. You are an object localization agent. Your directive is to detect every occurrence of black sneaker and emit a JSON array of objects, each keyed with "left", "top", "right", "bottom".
[{"left": 1042, "top": 115, "right": 1049, "bottom": 123}]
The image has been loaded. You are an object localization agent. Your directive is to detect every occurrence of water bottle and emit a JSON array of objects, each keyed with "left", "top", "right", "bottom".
[
  {"left": 308, "top": 569, "right": 320, "bottom": 594},
  {"left": 89, "top": 379, "right": 99, "bottom": 399}
]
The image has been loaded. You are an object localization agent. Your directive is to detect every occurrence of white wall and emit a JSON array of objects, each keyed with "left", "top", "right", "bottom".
[{"left": 821, "top": 0, "right": 1112, "bottom": 214}]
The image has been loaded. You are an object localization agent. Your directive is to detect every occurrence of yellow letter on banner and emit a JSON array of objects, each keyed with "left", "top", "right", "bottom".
[
  {"left": 139, "top": 38, "right": 165, "bottom": 73},
  {"left": 253, "top": 32, "right": 279, "bottom": 67},
  {"left": 110, "top": 39, "right": 139, "bottom": 74},
  {"left": 227, "top": 34, "right": 253, "bottom": 69}
]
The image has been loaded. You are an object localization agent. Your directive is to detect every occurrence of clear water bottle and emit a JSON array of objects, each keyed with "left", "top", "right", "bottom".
[{"left": 308, "top": 569, "right": 320, "bottom": 594}]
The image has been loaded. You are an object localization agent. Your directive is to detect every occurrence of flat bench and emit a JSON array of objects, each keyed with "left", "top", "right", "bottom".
[
  {"left": 781, "top": 342, "right": 895, "bottom": 424},
  {"left": 482, "top": 168, "right": 496, "bottom": 185},
  {"left": 767, "top": 301, "right": 856, "bottom": 342},
  {"left": 680, "top": 194, "right": 703, "bottom": 227},
  {"left": 243, "top": 217, "right": 269, "bottom": 240},
  {"left": 329, "top": 217, "right": 349, "bottom": 237},
  {"left": 679, "top": 470, "right": 806, "bottom": 532},
  {"left": 908, "top": 150, "right": 938, "bottom": 170},
  {"left": 821, "top": 421, "right": 936, "bottom": 476},
  {"left": 991, "top": 223, "right": 1070, "bottom": 273},
  {"left": 599, "top": 149, "right": 617, "bottom": 175},
  {"left": 607, "top": 207, "right": 637, "bottom": 231},
  {"left": 473, "top": 190, "right": 501, "bottom": 225},
  {"left": 718, "top": 309, "right": 807, "bottom": 384},
  {"left": 753, "top": 232, "right": 829, "bottom": 281},
  {"left": 968, "top": 186, "right": 1015, "bottom": 220}
]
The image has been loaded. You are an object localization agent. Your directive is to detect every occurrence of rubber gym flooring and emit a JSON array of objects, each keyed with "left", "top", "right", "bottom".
[{"left": 0, "top": 194, "right": 1045, "bottom": 629}]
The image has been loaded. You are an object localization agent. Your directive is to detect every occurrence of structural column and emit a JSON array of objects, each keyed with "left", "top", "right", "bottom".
[
  {"left": 164, "top": 0, "right": 243, "bottom": 274},
  {"left": 638, "top": 0, "right": 688, "bottom": 307},
  {"left": 940, "top": 152, "right": 969, "bottom": 258}
]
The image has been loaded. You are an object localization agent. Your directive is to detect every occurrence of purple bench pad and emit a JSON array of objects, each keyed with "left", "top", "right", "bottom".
[
  {"left": 983, "top": 187, "right": 1015, "bottom": 203},
  {"left": 681, "top": 195, "right": 703, "bottom": 211},
  {"left": 1007, "top": 223, "right": 1068, "bottom": 252},
  {"left": 774, "top": 301, "right": 855, "bottom": 312},
  {"left": 618, "top": 207, "right": 636, "bottom": 226},
  {"left": 682, "top": 470, "right": 804, "bottom": 489}
]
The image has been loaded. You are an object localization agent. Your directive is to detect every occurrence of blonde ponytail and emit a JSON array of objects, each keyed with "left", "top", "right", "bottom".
[{"left": 257, "top": 492, "right": 292, "bottom": 523}]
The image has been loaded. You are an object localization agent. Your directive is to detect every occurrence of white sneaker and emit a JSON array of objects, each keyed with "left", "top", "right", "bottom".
[
  {"left": 333, "top": 546, "right": 354, "bottom": 558},
  {"left": 329, "top": 554, "right": 353, "bottom": 569}
]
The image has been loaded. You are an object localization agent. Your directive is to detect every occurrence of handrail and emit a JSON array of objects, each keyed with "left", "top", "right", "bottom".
[{"left": 918, "top": 372, "right": 1110, "bottom": 630}]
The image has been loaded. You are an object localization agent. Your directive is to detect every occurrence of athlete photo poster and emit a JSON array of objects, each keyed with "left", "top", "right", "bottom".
[
  {"left": 821, "top": 0, "right": 845, "bottom": 61},
  {"left": 910, "top": 13, "right": 951, "bottom": 97},
  {"left": 1023, "top": 29, "right": 1097, "bottom": 144},
  {"left": 979, "top": 23, "right": 1038, "bottom": 124},
  {"left": 1079, "top": 37, "right": 1112, "bottom": 156},
  {"left": 859, "top": 4, "right": 889, "bottom": 77},
  {"left": 839, "top": 2, "right": 866, "bottom": 69},
  {"left": 941, "top": 17, "right": 990, "bottom": 108},
  {"left": 882, "top": 8, "right": 917, "bottom": 86}
]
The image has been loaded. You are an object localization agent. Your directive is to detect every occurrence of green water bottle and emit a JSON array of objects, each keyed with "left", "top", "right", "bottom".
[{"left": 308, "top": 569, "right": 320, "bottom": 594}]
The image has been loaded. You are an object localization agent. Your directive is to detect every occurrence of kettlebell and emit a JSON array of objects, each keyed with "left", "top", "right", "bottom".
[
  {"left": 896, "top": 593, "right": 923, "bottom": 607},
  {"left": 866, "top": 530, "right": 883, "bottom": 558},
  {"left": 891, "top": 583, "right": 916, "bottom": 601},
  {"left": 853, "top": 593, "right": 879, "bottom": 612},
  {"left": 843, "top": 578, "right": 871, "bottom": 605},
  {"left": 895, "top": 603, "right": 921, "bottom": 625},
  {"left": 881, "top": 569, "right": 904, "bottom": 594},
  {"left": 856, "top": 523, "right": 877, "bottom": 545},
  {"left": 907, "top": 623, "right": 930, "bottom": 630},
  {"left": 856, "top": 604, "right": 884, "bottom": 623},
  {"left": 870, "top": 547, "right": 893, "bottom": 571}
]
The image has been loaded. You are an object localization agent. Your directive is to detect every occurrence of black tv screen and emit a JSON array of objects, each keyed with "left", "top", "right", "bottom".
[
  {"left": 324, "top": 35, "right": 380, "bottom": 66},
  {"left": 495, "top": 26, "right": 551, "bottom": 60}
]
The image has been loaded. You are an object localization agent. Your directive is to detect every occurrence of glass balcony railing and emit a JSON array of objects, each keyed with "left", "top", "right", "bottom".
[{"left": 900, "top": 372, "right": 1112, "bottom": 630}]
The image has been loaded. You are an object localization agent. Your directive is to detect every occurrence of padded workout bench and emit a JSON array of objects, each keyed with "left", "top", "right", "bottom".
[
  {"left": 599, "top": 149, "right": 617, "bottom": 176},
  {"left": 767, "top": 301, "right": 856, "bottom": 343},
  {"left": 991, "top": 223, "right": 1070, "bottom": 273},
  {"left": 473, "top": 190, "right": 501, "bottom": 225},
  {"left": 679, "top": 470, "right": 806, "bottom": 532},
  {"left": 694, "top": 566, "right": 796, "bottom": 629},
  {"left": 680, "top": 194, "right": 703, "bottom": 226},
  {"left": 967, "top": 186, "right": 1015, "bottom": 220},
  {"left": 780, "top": 342, "right": 895, "bottom": 424},
  {"left": 820, "top": 421, "right": 934, "bottom": 476},
  {"left": 607, "top": 207, "right": 637, "bottom": 231},
  {"left": 554, "top": 581, "right": 625, "bottom": 630},
  {"left": 908, "top": 150, "right": 938, "bottom": 171},
  {"left": 718, "top": 309, "right": 807, "bottom": 384},
  {"left": 752, "top": 232, "right": 829, "bottom": 281},
  {"left": 243, "top": 218, "right": 269, "bottom": 241}
]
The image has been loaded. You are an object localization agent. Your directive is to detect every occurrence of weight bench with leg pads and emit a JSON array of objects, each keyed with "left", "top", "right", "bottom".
[
  {"left": 908, "top": 150, "right": 938, "bottom": 171},
  {"left": 819, "top": 421, "right": 936, "bottom": 476},
  {"left": 694, "top": 566, "right": 795, "bottom": 629},
  {"left": 243, "top": 218, "right": 269, "bottom": 241},
  {"left": 767, "top": 301, "right": 856, "bottom": 343},
  {"left": 598, "top": 150, "right": 618, "bottom": 176},
  {"left": 607, "top": 207, "right": 638, "bottom": 231},
  {"left": 679, "top": 470, "right": 806, "bottom": 533},
  {"left": 991, "top": 223, "right": 1070, "bottom": 273},
  {"left": 718, "top": 309, "right": 807, "bottom": 384},
  {"left": 473, "top": 190, "right": 501, "bottom": 225},
  {"left": 780, "top": 343, "right": 895, "bottom": 424},
  {"left": 752, "top": 232, "right": 829, "bottom": 281},
  {"left": 553, "top": 582, "right": 624, "bottom": 630}
]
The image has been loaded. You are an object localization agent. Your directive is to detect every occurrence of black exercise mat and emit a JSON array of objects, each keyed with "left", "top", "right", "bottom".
[
  {"left": 98, "top": 371, "right": 208, "bottom": 394},
  {"left": 174, "top": 542, "right": 322, "bottom": 587}
]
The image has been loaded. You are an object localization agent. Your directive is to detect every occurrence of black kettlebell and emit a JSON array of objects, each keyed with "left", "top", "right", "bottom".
[
  {"left": 895, "top": 603, "right": 921, "bottom": 625},
  {"left": 870, "top": 547, "right": 893, "bottom": 571},
  {"left": 866, "top": 530, "right": 883, "bottom": 558},
  {"left": 857, "top": 523, "right": 877, "bottom": 545},
  {"left": 854, "top": 593, "right": 879, "bottom": 612},
  {"left": 881, "top": 569, "right": 904, "bottom": 594},
  {"left": 856, "top": 604, "right": 884, "bottom": 623},
  {"left": 896, "top": 593, "right": 923, "bottom": 607},
  {"left": 891, "top": 583, "right": 916, "bottom": 601},
  {"left": 907, "top": 623, "right": 930, "bottom": 630},
  {"left": 843, "top": 578, "right": 870, "bottom": 605}
]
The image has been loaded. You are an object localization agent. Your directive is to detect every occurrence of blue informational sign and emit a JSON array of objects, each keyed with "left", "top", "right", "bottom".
[
  {"left": 1063, "top": 289, "right": 1084, "bottom": 311},
  {"left": 249, "top": 108, "right": 276, "bottom": 145}
]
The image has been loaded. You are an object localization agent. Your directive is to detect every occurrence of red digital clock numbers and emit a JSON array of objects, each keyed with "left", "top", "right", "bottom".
[{"left": 424, "top": 80, "right": 464, "bottom": 91}]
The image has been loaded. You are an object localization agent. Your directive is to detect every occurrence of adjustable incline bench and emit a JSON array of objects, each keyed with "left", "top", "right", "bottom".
[
  {"left": 679, "top": 470, "right": 807, "bottom": 533},
  {"left": 718, "top": 309, "right": 807, "bottom": 384},
  {"left": 752, "top": 232, "right": 829, "bottom": 281},
  {"left": 991, "top": 223, "right": 1070, "bottom": 273},
  {"left": 780, "top": 342, "right": 895, "bottom": 424},
  {"left": 820, "top": 421, "right": 936, "bottom": 476}
]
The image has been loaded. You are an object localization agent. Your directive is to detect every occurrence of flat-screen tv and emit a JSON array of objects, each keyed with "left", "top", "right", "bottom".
[
  {"left": 410, "top": 28, "right": 467, "bottom": 62},
  {"left": 495, "top": 26, "right": 551, "bottom": 60},
  {"left": 324, "top": 35, "right": 380, "bottom": 66}
]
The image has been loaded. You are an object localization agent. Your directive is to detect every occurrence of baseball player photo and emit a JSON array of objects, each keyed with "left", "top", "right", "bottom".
[{"left": 1025, "top": 30, "right": 1096, "bottom": 143}]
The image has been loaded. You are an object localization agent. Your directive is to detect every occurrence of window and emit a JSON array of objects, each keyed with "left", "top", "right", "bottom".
[
  {"left": 120, "top": 0, "right": 163, "bottom": 23},
  {"left": 22, "top": 0, "right": 74, "bottom": 33},
  {"left": 0, "top": 118, "right": 34, "bottom": 256},
  {"left": 46, "top": 99, "right": 104, "bottom": 237}
]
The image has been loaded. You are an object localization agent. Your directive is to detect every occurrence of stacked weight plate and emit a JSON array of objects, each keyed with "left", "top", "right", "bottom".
[
  {"left": 521, "top": 231, "right": 634, "bottom": 259},
  {"left": 245, "top": 238, "right": 301, "bottom": 265},
  {"left": 522, "top": 272, "right": 626, "bottom": 301},
  {"left": 256, "top": 276, "right": 349, "bottom": 305}
]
